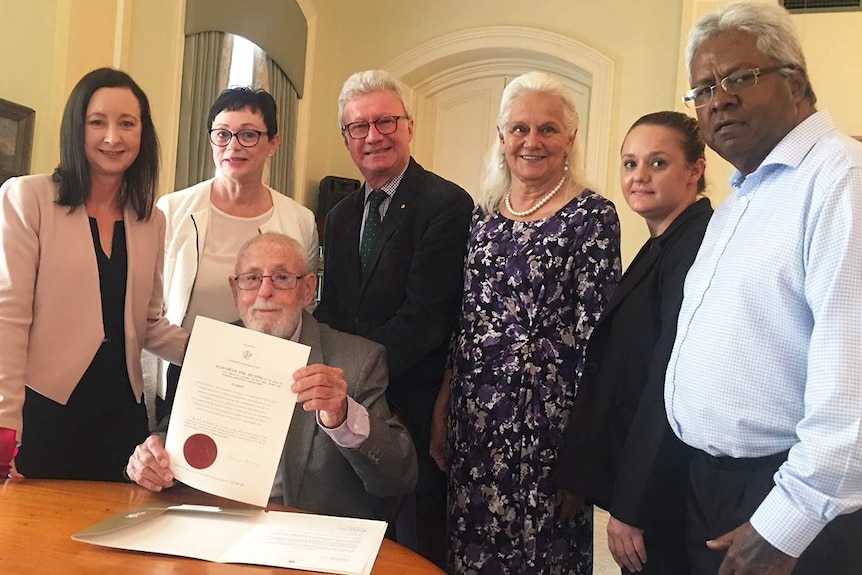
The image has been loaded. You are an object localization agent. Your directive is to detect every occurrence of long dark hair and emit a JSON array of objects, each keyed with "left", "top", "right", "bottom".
[
  {"left": 54, "top": 67, "right": 159, "bottom": 220},
  {"left": 626, "top": 111, "right": 706, "bottom": 192}
]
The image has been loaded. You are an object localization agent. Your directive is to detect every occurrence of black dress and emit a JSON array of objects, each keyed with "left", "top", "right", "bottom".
[{"left": 16, "top": 218, "right": 149, "bottom": 481}]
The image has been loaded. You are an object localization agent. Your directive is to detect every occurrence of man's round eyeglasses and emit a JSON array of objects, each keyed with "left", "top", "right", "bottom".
[
  {"left": 209, "top": 129, "right": 268, "bottom": 147},
  {"left": 682, "top": 65, "right": 795, "bottom": 109},
  {"left": 232, "top": 272, "right": 307, "bottom": 290},
  {"left": 342, "top": 116, "right": 407, "bottom": 140}
]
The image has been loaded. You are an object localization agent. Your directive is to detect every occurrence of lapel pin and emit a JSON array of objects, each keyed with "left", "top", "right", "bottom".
[{"left": 400, "top": 204, "right": 406, "bottom": 209}]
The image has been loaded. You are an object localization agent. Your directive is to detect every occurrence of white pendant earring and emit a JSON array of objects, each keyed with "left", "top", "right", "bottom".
[{"left": 564, "top": 155, "right": 570, "bottom": 172}]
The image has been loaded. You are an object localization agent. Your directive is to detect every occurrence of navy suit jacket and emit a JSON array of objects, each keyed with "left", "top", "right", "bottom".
[{"left": 315, "top": 157, "right": 473, "bottom": 453}]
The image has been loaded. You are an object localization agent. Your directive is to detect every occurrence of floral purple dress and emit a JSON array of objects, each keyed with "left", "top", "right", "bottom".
[{"left": 447, "top": 190, "right": 621, "bottom": 575}]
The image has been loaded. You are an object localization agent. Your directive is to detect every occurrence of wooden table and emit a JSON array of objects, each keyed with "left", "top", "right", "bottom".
[{"left": 0, "top": 479, "right": 444, "bottom": 575}]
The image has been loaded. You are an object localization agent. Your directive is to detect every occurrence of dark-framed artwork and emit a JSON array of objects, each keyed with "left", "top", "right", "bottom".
[{"left": 0, "top": 98, "right": 36, "bottom": 186}]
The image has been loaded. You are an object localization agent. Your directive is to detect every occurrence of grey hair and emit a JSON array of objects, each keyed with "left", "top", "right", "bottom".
[
  {"left": 337, "top": 70, "right": 412, "bottom": 128},
  {"left": 478, "top": 71, "right": 584, "bottom": 215},
  {"left": 686, "top": 1, "right": 816, "bottom": 104},
  {"left": 235, "top": 232, "right": 312, "bottom": 273}
]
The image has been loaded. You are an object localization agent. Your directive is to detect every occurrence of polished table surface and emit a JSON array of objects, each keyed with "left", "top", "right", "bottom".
[{"left": 0, "top": 479, "right": 444, "bottom": 575}]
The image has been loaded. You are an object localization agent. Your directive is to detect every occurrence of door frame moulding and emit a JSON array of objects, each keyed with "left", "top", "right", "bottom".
[
  {"left": 386, "top": 26, "right": 615, "bottom": 187},
  {"left": 292, "top": 0, "right": 317, "bottom": 207}
]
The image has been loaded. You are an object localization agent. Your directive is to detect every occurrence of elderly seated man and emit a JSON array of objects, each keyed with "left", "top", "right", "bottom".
[{"left": 127, "top": 232, "right": 418, "bottom": 519}]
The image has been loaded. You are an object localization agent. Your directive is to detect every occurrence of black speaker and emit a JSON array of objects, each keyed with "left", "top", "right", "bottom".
[{"left": 317, "top": 175, "right": 360, "bottom": 217}]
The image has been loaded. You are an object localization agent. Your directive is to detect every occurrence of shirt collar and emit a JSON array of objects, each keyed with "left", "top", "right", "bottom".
[
  {"left": 729, "top": 110, "right": 834, "bottom": 188},
  {"left": 289, "top": 313, "right": 302, "bottom": 343},
  {"left": 363, "top": 162, "right": 409, "bottom": 200}
]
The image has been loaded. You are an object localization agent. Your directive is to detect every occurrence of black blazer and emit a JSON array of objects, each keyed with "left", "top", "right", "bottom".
[
  {"left": 315, "top": 157, "right": 473, "bottom": 448},
  {"left": 554, "top": 198, "right": 712, "bottom": 528}
]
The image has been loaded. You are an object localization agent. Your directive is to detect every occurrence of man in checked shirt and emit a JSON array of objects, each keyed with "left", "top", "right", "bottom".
[{"left": 667, "top": 3, "right": 862, "bottom": 574}]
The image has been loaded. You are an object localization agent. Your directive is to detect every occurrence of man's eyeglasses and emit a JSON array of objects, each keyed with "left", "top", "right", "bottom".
[
  {"left": 209, "top": 128, "right": 268, "bottom": 147},
  {"left": 682, "top": 65, "right": 795, "bottom": 109},
  {"left": 342, "top": 116, "right": 408, "bottom": 140},
  {"left": 232, "top": 272, "right": 307, "bottom": 290}
]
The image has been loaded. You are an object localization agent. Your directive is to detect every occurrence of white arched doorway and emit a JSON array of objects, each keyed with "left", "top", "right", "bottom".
[{"left": 387, "top": 26, "right": 615, "bottom": 198}]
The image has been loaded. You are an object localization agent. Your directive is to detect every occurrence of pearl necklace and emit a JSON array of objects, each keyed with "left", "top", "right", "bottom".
[{"left": 504, "top": 174, "right": 567, "bottom": 217}]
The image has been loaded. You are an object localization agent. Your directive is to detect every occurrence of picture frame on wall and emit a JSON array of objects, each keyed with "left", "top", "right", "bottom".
[{"left": 0, "top": 98, "right": 36, "bottom": 186}]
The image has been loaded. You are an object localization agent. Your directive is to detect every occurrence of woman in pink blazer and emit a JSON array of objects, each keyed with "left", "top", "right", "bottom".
[{"left": 0, "top": 68, "right": 188, "bottom": 481}]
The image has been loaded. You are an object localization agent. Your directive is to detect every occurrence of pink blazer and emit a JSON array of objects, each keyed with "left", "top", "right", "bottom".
[{"left": 0, "top": 174, "right": 188, "bottom": 439}]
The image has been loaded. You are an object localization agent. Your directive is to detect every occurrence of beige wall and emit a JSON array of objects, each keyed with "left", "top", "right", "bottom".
[
  {"left": 794, "top": 12, "right": 862, "bottom": 138},
  {"left": 4, "top": 0, "right": 861, "bottom": 262},
  {"left": 0, "top": 0, "right": 64, "bottom": 175},
  {"left": 0, "top": 0, "right": 122, "bottom": 175},
  {"left": 124, "top": 0, "right": 186, "bottom": 193},
  {"left": 0, "top": 0, "right": 184, "bottom": 194},
  {"left": 677, "top": 1, "right": 862, "bottom": 209}
]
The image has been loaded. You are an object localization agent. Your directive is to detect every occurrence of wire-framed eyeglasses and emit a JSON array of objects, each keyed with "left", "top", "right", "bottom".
[
  {"left": 342, "top": 116, "right": 408, "bottom": 140},
  {"left": 682, "top": 65, "right": 795, "bottom": 109},
  {"left": 209, "top": 128, "right": 268, "bottom": 147},
  {"left": 232, "top": 272, "right": 307, "bottom": 290}
]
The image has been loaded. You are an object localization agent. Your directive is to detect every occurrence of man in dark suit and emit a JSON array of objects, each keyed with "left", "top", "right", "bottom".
[
  {"left": 314, "top": 69, "right": 473, "bottom": 565},
  {"left": 126, "top": 233, "right": 418, "bottom": 520}
]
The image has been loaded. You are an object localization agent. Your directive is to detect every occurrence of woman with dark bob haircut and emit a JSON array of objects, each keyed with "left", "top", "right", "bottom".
[
  {"left": 555, "top": 111, "right": 713, "bottom": 574},
  {"left": 155, "top": 86, "right": 317, "bottom": 420},
  {"left": 0, "top": 68, "right": 188, "bottom": 481}
]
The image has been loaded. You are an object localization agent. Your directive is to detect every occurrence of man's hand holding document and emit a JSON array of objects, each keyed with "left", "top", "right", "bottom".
[{"left": 165, "top": 315, "right": 307, "bottom": 507}]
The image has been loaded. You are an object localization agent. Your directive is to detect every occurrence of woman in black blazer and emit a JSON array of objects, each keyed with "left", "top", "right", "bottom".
[{"left": 554, "top": 112, "right": 713, "bottom": 574}]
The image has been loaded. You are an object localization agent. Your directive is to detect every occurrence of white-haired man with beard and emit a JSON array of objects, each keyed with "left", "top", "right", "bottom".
[{"left": 127, "top": 233, "right": 417, "bottom": 519}]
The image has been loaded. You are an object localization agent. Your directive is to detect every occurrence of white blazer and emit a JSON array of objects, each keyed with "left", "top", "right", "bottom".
[
  {"left": 158, "top": 178, "right": 319, "bottom": 329},
  {"left": 0, "top": 175, "right": 188, "bottom": 437}
]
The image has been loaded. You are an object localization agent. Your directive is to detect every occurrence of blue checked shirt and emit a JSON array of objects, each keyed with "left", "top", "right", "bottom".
[{"left": 665, "top": 112, "right": 862, "bottom": 556}]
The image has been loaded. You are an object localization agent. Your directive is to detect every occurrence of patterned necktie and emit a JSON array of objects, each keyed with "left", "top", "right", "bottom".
[{"left": 360, "top": 189, "right": 387, "bottom": 270}]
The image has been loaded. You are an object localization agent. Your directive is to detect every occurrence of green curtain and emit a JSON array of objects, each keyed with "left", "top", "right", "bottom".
[
  {"left": 257, "top": 55, "right": 298, "bottom": 198},
  {"left": 174, "top": 31, "right": 233, "bottom": 190}
]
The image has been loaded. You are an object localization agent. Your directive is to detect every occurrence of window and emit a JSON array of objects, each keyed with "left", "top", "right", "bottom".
[{"left": 228, "top": 35, "right": 256, "bottom": 88}]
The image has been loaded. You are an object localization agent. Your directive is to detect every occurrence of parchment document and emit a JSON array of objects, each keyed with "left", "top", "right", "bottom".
[
  {"left": 165, "top": 316, "right": 310, "bottom": 506},
  {"left": 222, "top": 511, "right": 387, "bottom": 574},
  {"left": 73, "top": 505, "right": 387, "bottom": 575}
]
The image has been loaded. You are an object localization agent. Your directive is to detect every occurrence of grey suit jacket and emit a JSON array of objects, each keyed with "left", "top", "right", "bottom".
[
  {"left": 270, "top": 311, "right": 418, "bottom": 518},
  {"left": 160, "top": 312, "right": 417, "bottom": 519}
]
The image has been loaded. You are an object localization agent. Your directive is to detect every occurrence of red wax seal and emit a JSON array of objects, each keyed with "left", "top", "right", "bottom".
[{"left": 183, "top": 434, "right": 218, "bottom": 469}]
